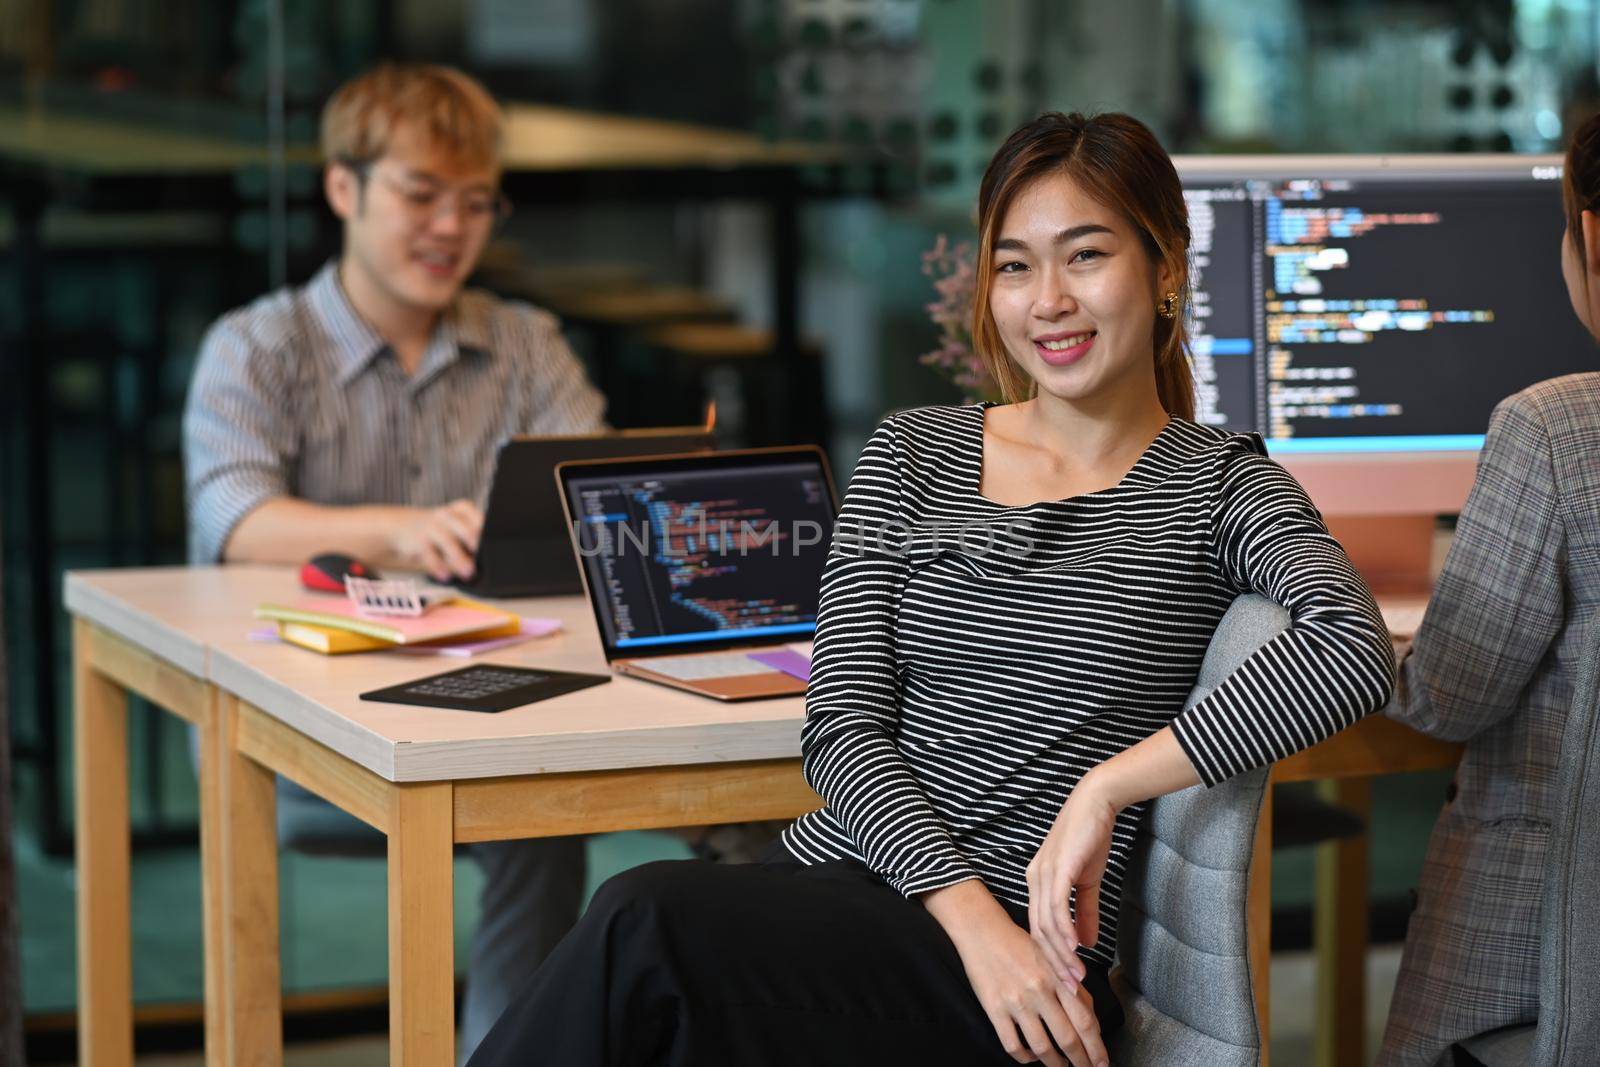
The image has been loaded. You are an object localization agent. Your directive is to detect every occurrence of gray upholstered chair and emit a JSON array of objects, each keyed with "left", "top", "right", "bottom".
[
  {"left": 1453, "top": 623, "right": 1600, "bottom": 1067},
  {"left": 1108, "top": 593, "right": 1285, "bottom": 1067}
]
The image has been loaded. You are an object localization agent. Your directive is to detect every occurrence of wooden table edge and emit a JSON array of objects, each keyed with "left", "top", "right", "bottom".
[{"left": 64, "top": 575, "right": 208, "bottom": 680}]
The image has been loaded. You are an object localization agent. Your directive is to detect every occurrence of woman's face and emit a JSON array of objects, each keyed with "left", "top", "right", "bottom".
[
  {"left": 988, "top": 172, "right": 1171, "bottom": 408},
  {"left": 1561, "top": 220, "right": 1600, "bottom": 341}
]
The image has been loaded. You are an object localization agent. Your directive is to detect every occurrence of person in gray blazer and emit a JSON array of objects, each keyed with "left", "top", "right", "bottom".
[{"left": 1378, "top": 113, "right": 1600, "bottom": 1066}]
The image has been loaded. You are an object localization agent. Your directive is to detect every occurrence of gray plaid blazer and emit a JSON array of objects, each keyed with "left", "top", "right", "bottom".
[{"left": 1378, "top": 373, "right": 1600, "bottom": 1067}]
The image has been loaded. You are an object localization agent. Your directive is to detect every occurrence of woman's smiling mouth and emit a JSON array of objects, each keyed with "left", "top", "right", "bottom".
[{"left": 1033, "top": 330, "right": 1097, "bottom": 366}]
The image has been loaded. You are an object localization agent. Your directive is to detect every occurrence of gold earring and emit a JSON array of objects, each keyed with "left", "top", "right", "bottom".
[{"left": 1158, "top": 291, "right": 1179, "bottom": 319}]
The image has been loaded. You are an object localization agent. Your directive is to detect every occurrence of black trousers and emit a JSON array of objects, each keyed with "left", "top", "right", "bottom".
[{"left": 467, "top": 849, "right": 1123, "bottom": 1067}]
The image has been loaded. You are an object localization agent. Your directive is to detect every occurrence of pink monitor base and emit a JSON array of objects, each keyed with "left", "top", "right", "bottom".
[
  {"left": 1278, "top": 450, "right": 1479, "bottom": 519},
  {"left": 1279, "top": 451, "right": 1478, "bottom": 594}
]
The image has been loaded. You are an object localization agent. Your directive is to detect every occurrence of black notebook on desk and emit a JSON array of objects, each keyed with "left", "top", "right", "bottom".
[{"left": 360, "top": 664, "right": 609, "bottom": 713}]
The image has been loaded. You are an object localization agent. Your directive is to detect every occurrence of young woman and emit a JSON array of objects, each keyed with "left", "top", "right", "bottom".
[
  {"left": 468, "top": 112, "right": 1395, "bottom": 1067},
  {"left": 1377, "top": 114, "right": 1600, "bottom": 1066}
]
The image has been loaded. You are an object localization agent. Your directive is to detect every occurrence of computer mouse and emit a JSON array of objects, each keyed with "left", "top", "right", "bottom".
[{"left": 300, "top": 552, "right": 380, "bottom": 594}]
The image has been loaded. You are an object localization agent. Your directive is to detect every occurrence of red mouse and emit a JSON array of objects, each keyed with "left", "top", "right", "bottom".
[{"left": 300, "top": 553, "right": 380, "bottom": 594}]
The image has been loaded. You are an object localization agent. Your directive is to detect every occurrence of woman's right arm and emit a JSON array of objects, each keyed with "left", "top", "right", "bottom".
[
  {"left": 801, "top": 416, "right": 980, "bottom": 896},
  {"left": 1392, "top": 393, "right": 1566, "bottom": 741}
]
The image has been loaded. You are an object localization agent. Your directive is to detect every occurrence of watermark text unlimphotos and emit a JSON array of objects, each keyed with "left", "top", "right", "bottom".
[{"left": 569, "top": 512, "right": 1035, "bottom": 559}]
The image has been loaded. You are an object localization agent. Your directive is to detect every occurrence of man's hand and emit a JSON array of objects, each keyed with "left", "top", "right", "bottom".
[{"left": 385, "top": 499, "right": 484, "bottom": 581}]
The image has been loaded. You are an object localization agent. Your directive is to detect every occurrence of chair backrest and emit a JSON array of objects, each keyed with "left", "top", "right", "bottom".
[
  {"left": 1530, "top": 622, "right": 1600, "bottom": 1066},
  {"left": 1108, "top": 594, "right": 1285, "bottom": 1067}
]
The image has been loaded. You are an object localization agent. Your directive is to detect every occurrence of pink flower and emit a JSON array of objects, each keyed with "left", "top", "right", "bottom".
[{"left": 918, "top": 235, "right": 1000, "bottom": 403}]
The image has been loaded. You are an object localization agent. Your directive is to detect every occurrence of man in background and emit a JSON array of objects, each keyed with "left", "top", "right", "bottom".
[{"left": 183, "top": 63, "right": 604, "bottom": 1059}]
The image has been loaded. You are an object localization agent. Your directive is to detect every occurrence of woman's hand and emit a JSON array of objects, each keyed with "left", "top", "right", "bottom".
[
  {"left": 922, "top": 881, "right": 1108, "bottom": 1067},
  {"left": 1027, "top": 776, "right": 1120, "bottom": 984}
]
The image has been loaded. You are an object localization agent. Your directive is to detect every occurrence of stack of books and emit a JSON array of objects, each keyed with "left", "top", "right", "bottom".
[{"left": 255, "top": 596, "right": 543, "bottom": 656}]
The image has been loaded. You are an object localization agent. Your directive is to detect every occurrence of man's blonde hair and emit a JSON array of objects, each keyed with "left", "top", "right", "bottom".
[{"left": 320, "top": 62, "right": 503, "bottom": 172}]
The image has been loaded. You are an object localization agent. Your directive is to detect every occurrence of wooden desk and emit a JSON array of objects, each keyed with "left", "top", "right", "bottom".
[
  {"left": 65, "top": 566, "right": 1455, "bottom": 1066},
  {"left": 64, "top": 566, "right": 821, "bottom": 1067},
  {"left": 1255, "top": 709, "right": 1461, "bottom": 1066}
]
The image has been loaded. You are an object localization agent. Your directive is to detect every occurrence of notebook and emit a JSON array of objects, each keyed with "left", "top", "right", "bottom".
[
  {"left": 274, "top": 614, "right": 531, "bottom": 655},
  {"left": 360, "top": 664, "right": 610, "bottom": 713},
  {"left": 255, "top": 597, "right": 517, "bottom": 645},
  {"left": 275, "top": 621, "right": 393, "bottom": 655}
]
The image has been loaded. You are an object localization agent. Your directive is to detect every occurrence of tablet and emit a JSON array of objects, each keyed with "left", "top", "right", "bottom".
[{"left": 459, "top": 427, "right": 715, "bottom": 598}]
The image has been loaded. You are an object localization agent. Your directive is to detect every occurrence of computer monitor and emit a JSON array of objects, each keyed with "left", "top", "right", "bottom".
[
  {"left": 1174, "top": 154, "right": 1591, "bottom": 521},
  {"left": 1171, "top": 154, "right": 1593, "bottom": 590}
]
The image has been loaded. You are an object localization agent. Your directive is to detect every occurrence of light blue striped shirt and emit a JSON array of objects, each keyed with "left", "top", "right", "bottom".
[{"left": 182, "top": 261, "right": 607, "bottom": 563}]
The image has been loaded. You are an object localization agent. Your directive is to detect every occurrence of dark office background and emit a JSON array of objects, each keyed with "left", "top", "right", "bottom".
[{"left": 2, "top": 0, "right": 1597, "bottom": 1057}]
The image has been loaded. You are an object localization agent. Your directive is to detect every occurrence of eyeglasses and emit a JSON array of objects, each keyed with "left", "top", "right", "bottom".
[{"left": 341, "top": 158, "right": 513, "bottom": 230}]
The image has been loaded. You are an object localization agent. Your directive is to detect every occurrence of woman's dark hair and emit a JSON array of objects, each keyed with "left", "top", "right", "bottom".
[
  {"left": 971, "top": 112, "right": 1196, "bottom": 419},
  {"left": 1565, "top": 110, "right": 1600, "bottom": 281}
]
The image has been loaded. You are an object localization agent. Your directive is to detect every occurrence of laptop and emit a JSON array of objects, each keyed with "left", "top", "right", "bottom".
[
  {"left": 556, "top": 446, "right": 839, "bottom": 700},
  {"left": 457, "top": 428, "right": 715, "bottom": 598}
]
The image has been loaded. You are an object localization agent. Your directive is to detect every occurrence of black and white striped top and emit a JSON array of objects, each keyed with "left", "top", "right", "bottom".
[
  {"left": 183, "top": 261, "right": 606, "bottom": 563},
  {"left": 780, "top": 403, "right": 1394, "bottom": 966}
]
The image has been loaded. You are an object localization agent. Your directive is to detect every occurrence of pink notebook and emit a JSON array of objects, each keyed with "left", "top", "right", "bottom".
[
  {"left": 390, "top": 617, "right": 564, "bottom": 657},
  {"left": 255, "top": 597, "right": 517, "bottom": 645}
]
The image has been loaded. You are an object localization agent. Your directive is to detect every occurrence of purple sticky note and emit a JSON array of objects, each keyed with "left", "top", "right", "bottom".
[{"left": 746, "top": 649, "right": 811, "bottom": 682}]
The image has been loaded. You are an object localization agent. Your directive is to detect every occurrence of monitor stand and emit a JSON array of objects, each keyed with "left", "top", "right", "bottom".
[{"left": 1324, "top": 515, "right": 1437, "bottom": 597}]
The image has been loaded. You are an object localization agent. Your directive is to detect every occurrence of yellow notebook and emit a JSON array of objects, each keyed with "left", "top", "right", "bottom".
[
  {"left": 276, "top": 622, "right": 392, "bottom": 655},
  {"left": 273, "top": 611, "right": 524, "bottom": 656}
]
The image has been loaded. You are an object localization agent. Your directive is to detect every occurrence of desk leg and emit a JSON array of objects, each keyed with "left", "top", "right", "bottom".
[
  {"left": 73, "top": 618, "right": 133, "bottom": 1067},
  {"left": 388, "top": 782, "right": 455, "bottom": 1066},
  {"left": 218, "top": 695, "right": 283, "bottom": 1065},
  {"left": 1315, "top": 777, "right": 1371, "bottom": 1067},
  {"left": 1249, "top": 779, "right": 1274, "bottom": 1067},
  {"left": 196, "top": 690, "right": 225, "bottom": 1067}
]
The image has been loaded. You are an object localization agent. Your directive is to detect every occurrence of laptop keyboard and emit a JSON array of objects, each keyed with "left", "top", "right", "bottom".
[{"left": 637, "top": 652, "right": 781, "bottom": 681}]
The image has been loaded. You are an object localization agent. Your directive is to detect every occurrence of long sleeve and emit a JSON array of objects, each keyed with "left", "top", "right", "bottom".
[
  {"left": 514, "top": 306, "right": 607, "bottom": 435},
  {"left": 182, "top": 318, "right": 296, "bottom": 564},
  {"left": 799, "top": 416, "right": 980, "bottom": 897},
  {"left": 1172, "top": 441, "right": 1397, "bottom": 786},
  {"left": 1390, "top": 396, "right": 1565, "bottom": 742}
]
